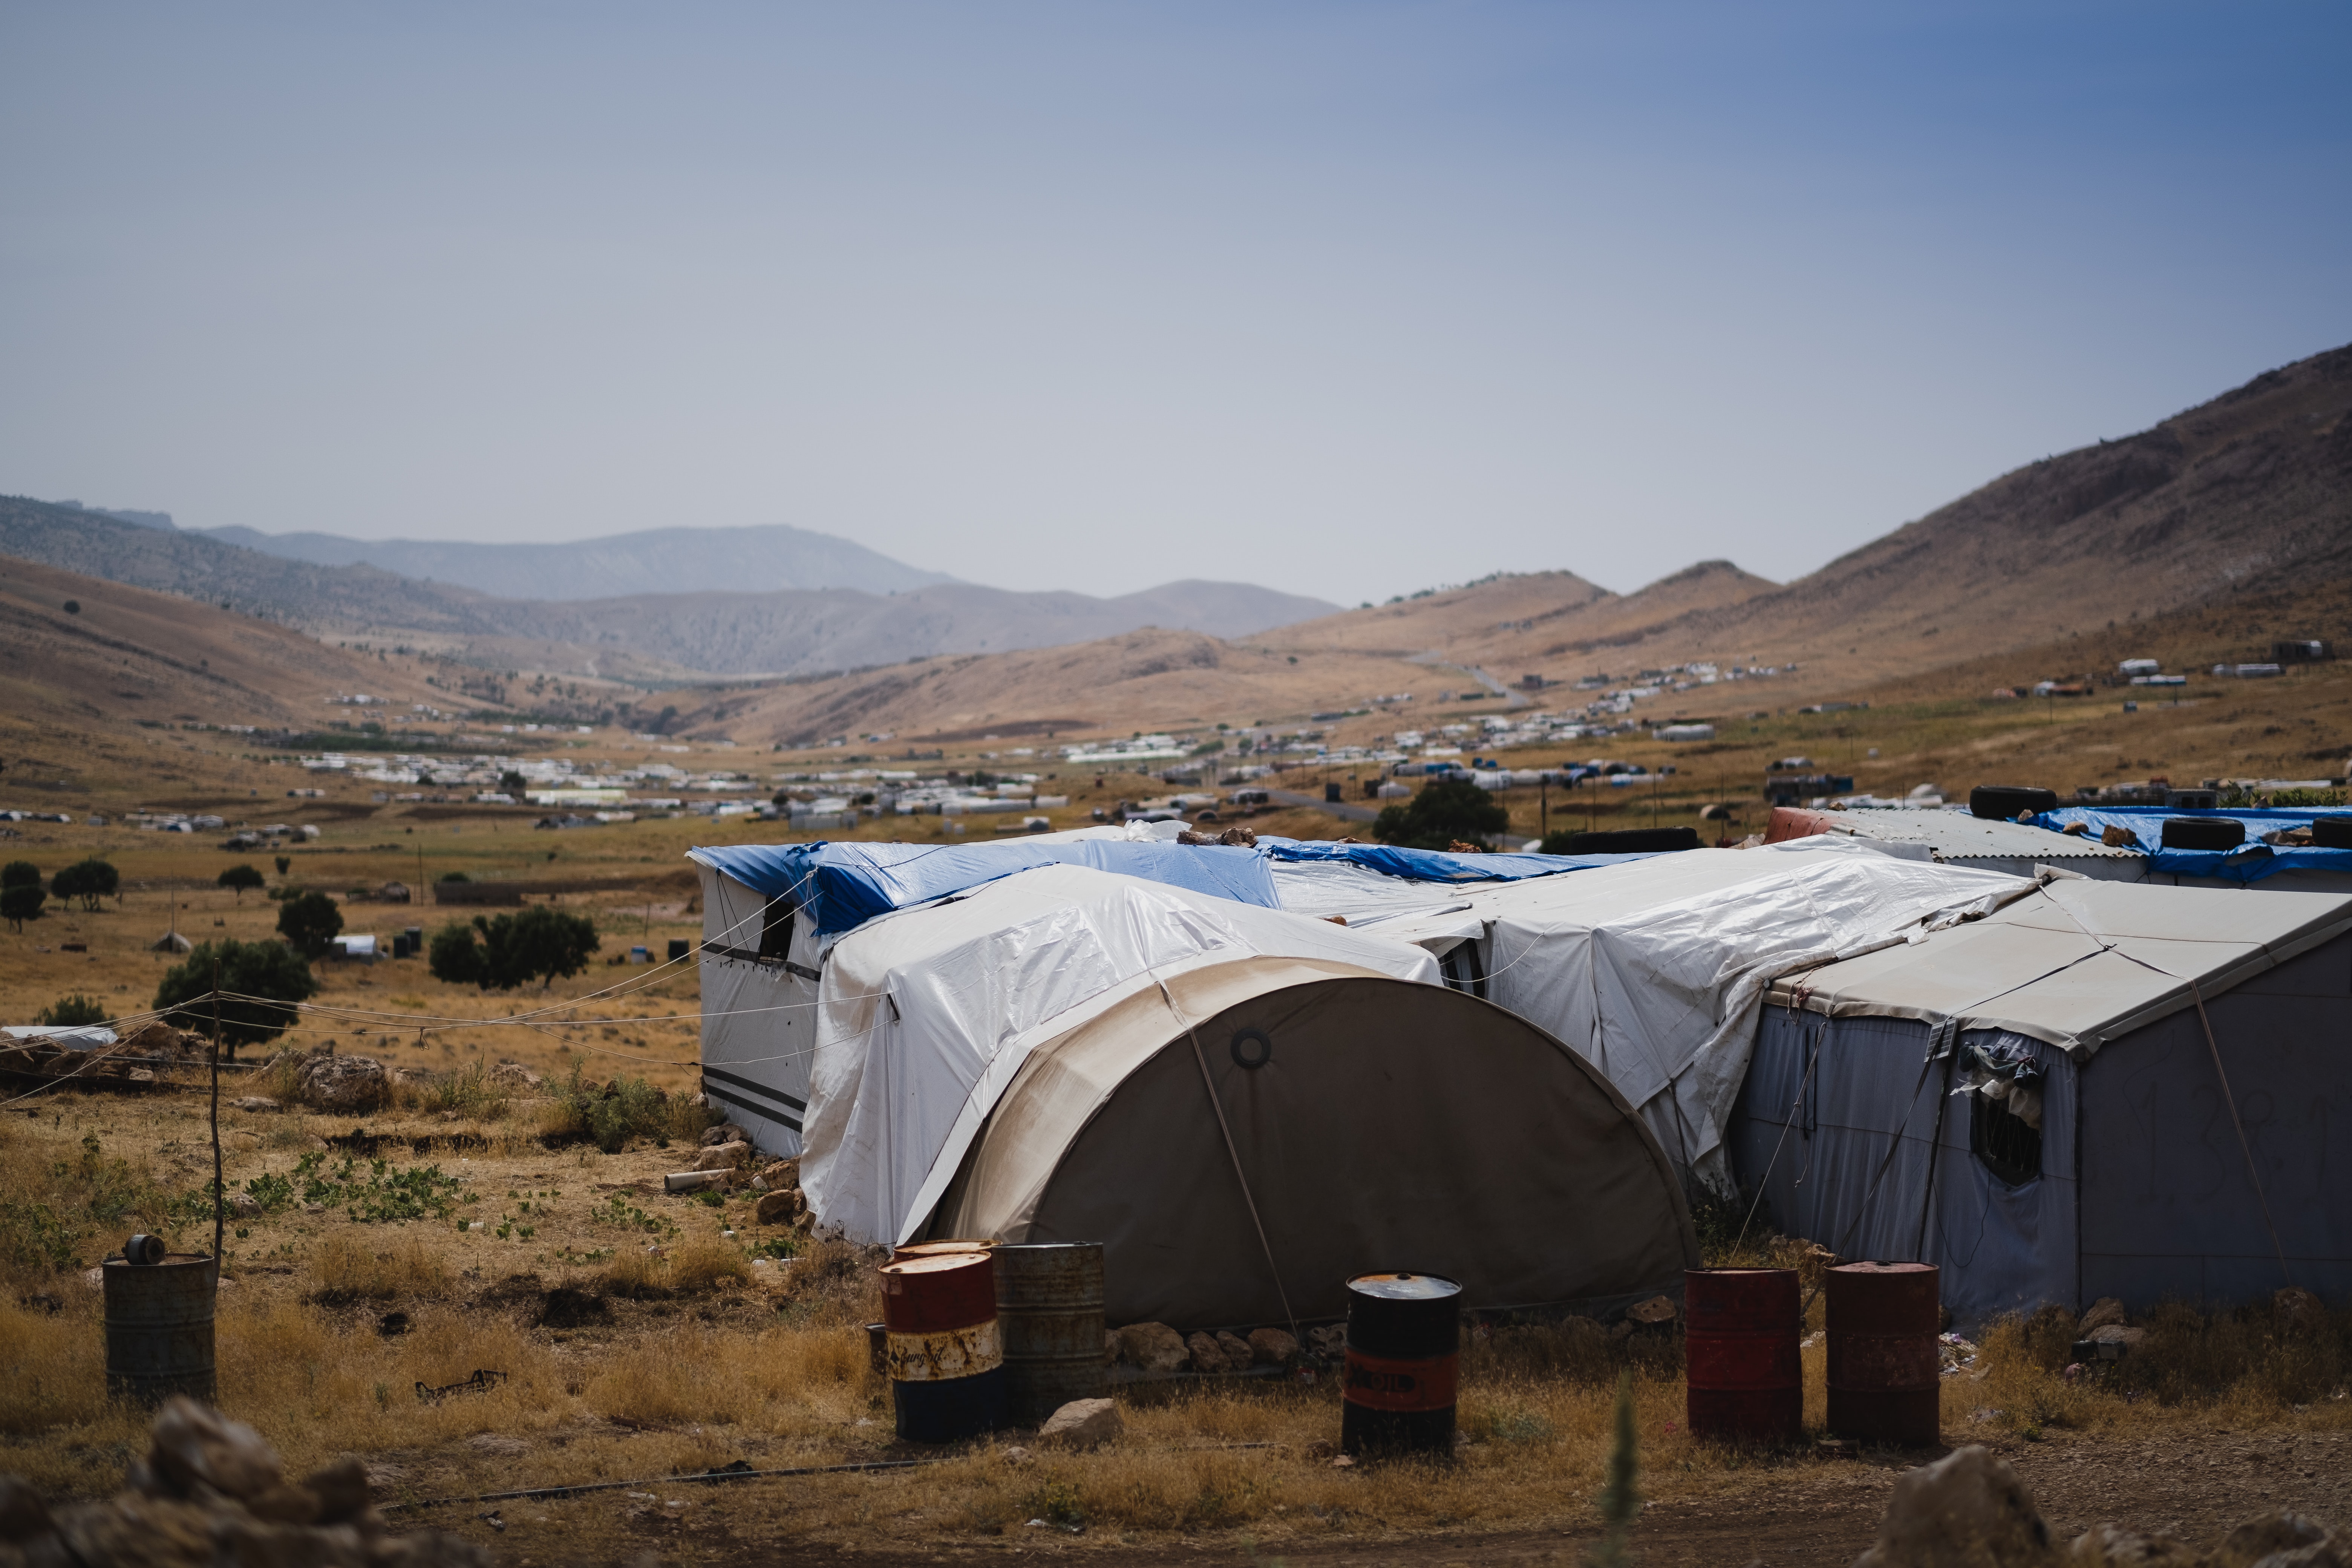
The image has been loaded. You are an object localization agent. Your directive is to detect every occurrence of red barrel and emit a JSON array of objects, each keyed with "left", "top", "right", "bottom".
[
  {"left": 1825, "top": 1262, "right": 1940, "bottom": 1444},
  {"left": 880, "top": 1252, "right": 1006, "bottom": 1442},
  {"left": 892, "top": 1240, "right": 993, "bottom": 1262},
  {"left": 1684, "top": 1268, "right": 1800, "bottom": 1442},
  {"left": 1340, "top": 1272, "right": 1460, "bottom": 1458}
]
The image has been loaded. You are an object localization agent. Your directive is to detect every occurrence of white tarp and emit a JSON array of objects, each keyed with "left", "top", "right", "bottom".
[
  {"left": 1277, "top": 838, "right": 2040, "bottom": 1190},
  {"left": 1767, "top": 873, "right": 2352, "bottom": 1054},
  {"left": 801, "top": 862, "right": 1440, "bottom": 1245},
  {"left": 694, "top": 864, "right": 819, "bottom": 1156}
]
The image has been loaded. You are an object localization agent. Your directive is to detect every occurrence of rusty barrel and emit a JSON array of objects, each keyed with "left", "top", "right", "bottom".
[
  {"left": 1340, "top": 1271, "right": 1459, "bottom": 1457},
  {"left": 1684, "top": 1268, "right": 1801, "bottom": 1442},
  {"left": 992, "top": 1242, "right": 1107, "bottom": 1426},
  {"left": 1826, "top": 1262, "right": 1940, "bottom": 1444},
  {"left": 891, "top": 1240, "right": 993, "bottom": 1262},
  {"left": 879, "top": 1251, "right": 1006, "bottom": 1442},
  {"left": 104, "top": 1253, "right": 217, "bottom": 1406}
]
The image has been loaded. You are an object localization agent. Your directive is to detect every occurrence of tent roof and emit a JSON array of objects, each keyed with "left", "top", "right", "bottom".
[
  {"left": 1784, "top": 807, "right": 2143, "bottom": 863},
  {"left": 2036, "top": 805, "right": 2352, "bottom": 884},
  {"left": 687, "top": 838, "right": 1279, "bottom": 937},
  {"left": 1767, "top": 874, "right": 2352, "bottom": 1054}
]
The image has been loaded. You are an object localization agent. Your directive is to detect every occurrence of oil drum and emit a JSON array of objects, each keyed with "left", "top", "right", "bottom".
[
  {"left": 880, "top": 1251, "right": 1006, "bottom": 1442},
  {"left": 992, "top": 1242, "right": 1107, "bottom": 1426},
  {"left": 104, "top": 1252, "right": 217, "bottom": 1406},
  {"left": 1825, "top": 1262, "right": 1940, "bottom": 1444},
  {"left": 1340, "top": 1271, "right": 1460, "bottom": 1457},
  {"left": 891, "top": 1240, "right": 993, "bottom": 1262},
  {"left": 1684, "top": 1268, "right": 1801, "bottom": 1442}
]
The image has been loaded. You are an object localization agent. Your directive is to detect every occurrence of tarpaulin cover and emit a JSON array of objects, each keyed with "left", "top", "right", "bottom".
[
  {"left": 798, "top": 862, "right": 1440, "bottom": 1244},
  {"left": 2035, "top": 805, "right": 2352, "bottom": 884},
  {"left": 686, "top": 839, "right": 1279, "bottom": 937},
  {"left": 1257, "top": 838, "right": 1647, "bottom": 883},
  {"left": 1303, "top": 837, "right": 2043, "bottom": 1190}
]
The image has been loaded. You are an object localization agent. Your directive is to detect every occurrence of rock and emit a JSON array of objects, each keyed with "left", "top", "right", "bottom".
[
  {"left": 1186, "top": 1331, "right": 1231, "bottom": 1374},
  {"left": 2078, "top": 1298, "right": 2128, "bottom": 1335},
  {"left": 703, "top": 1139, "right": 753, "bottom": 1169},
  {"left": 2216, "top": 1511, "right": 2341, "bottom": 1567},
  {"left": 1214, "top": 1329, "right": 1253, "bottom": 1368},
  {"left": 1627, "top": 1294, "right": 1679, "bottom": 1325},
  {"left": 2274, "top": 1287, "right": 2328, "bottom": 1337},
  {"left": 230, "top": 1096, "right": 280, "bottom": 1113},
  {"left": 228, "top": 1190, "right": 262, "bottom": 1218},
  {"left": 1306, "top": 1324, "right": 1347, "bottom": 1357},
  {"left": 145, "top": 1395, "right": 285, "bottom": 1502},
  {"left": 1329, "top": 1454, "right": 1355, "bottom": 1469},
  {"left": 2068, "top": 1523, "right": 2207, "bottom": 1565},
  {"left": 756, "top": 1159, "right": 799, "bottom": 1189},
  {"left": 1305, "top": 1439, "right": 1336, "bottom": 1460},
  {"left": 488, "top": 1061, "right": 543, "bottom": 1090},
  {"left": 1000, "top": 1446, "right": 1033, "bottom": 1465},
  {"left": 2089, "top": 1326, "right": 2148, "bottom": 1349},
  {"left": 1248, "top": 1327, "right": 1300, "bottom": 1366},
  {"left": 1037, "top": 1398, "right": 1123, "bottom": 1450},
  {"left": 1851, "top": 1445, "right": 2056, "bottom": 1568},
  {"left": 295, "top": 1054, "right": 389, "bottom": 1113},
  {"left": 702, "top": 1122, "right": 750, "bottom": 1148},
  {"left": 1216, "top": 827, "right": 1259, "bottom": 847},
  {"left": 1114, "top": 1322, "right": 1189, "bottom": 1374},
  {"left": 464, "top": 1434, "right": 528, "bottom": 1457},
  {"left": 754, "top": 1188, "right": 806, "bottom": 1226}
]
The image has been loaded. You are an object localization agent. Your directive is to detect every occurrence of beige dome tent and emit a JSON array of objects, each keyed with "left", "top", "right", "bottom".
[{"left": 925, "top": 954, "right": 1699, "bottom": 1329}]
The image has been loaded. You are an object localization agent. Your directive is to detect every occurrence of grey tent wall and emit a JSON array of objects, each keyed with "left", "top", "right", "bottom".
[
  {"left": 2076, "top": 931, "right": 2352, "bottom": 1308},
  {"left": 1730, "top": 1008, "right": 2080, "bottom": 1330}
]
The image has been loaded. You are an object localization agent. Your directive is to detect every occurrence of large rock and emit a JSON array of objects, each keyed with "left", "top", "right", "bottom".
[
  {"left": 1115, "top": 1322, "right": 1188, "bottom": 1374},
  {"left": 753, "top": 1188, "right": 806, "bottom": 1226},
  {"left": 2078, "top": 1298, "right": 2128, "bottom": 1335},
  {"left": 1852, "top": 1446, "right": 2057, "bottom": 1568},
  {"left": 295, "top": 1054, "right": 388, "bottom": 1113},
  {"left": 703, "top": 1122, "right": 750, "bottom": 1148},
  {"left": 1214, "top": 1330, "right": 1253, "bottom": 1369},
  {"left": 703, "top": 1139, "right": 753, "bottom": 1169},
  {"left": 488, "top": 1061, "right": 543, "bottom": 1090},
  {"left": 1036, "top": 1398, "right": 1122, "bottom": 1450},
  {"left": 1248, "top": 1327, "right": 1300, "bottom": 1366},
  {"left": 1186, "top": 1331, "right": 1231, "bottom": 1374},
  {"left": 2216, "top": 1511, "right": 2343, "bottom": 1566}
]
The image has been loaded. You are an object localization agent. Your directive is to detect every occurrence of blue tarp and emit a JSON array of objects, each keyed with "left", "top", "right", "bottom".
[
  {"left": 688, "top": 839, "right": 1282, "bottom": 937},
  {"left": 1257, "top": 837, "right": 1652, "bottom": 883},
  {"left": 2033, "top": 805, "right": 2352, "bottom": 884}
]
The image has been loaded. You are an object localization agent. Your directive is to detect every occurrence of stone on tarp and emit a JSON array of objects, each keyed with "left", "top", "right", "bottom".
[
  {"left": 295, "top": 1054, "right": 388, "bottom": 1113},
  {"left": 1248, "top": 1327, "right": 1300, "bottom": 1366},
  {"left": 1036, "top": 1398, "right": 1122, "bottom": 1450},
  {"left": 1114, "top": 1323, "right": 1188, "bottom": 1374},
  {"left": 1850, "top": 1445, "right": 2056, "bottom": 1568}
]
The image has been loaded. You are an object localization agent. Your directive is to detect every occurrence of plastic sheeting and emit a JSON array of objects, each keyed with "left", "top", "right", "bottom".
[
  {"left": 1258, "top": 838, "right": 1647, "bottom": 883},
  {"left": 692, "top": 862, "right": 818, "bottom": 1156},
  {"left": 687, "top": 838, "right": 1278, "bottom": 938},
  {"left": 2036, "top": 806, "right": 2352, "bottom": 884},
  {"left": 799, "top": 862, "right": 1441, "bottom": 1245},
  {"left": 1298, "top": 837, "right": 2040, "bottom": 1191},
  {"left": 1731, "top": 1009, "right": 2079, "bottom": 1329}
]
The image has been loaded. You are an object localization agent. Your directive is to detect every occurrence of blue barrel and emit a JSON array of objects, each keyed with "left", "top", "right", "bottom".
[{"left": 881, "top": 1252, "right": 1006, "bottom": 1442}]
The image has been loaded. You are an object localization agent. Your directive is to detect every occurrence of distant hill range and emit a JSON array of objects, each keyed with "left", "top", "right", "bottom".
[{"left": 0, "top": 500, "right": 1340, "bottom": 676}]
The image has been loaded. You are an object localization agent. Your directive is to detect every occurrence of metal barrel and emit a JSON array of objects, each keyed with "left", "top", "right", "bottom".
[
  {"left": 104, "top": 1254, "right": 217, "bottom": 1406},
  {"left": 891, "top": 1239, "right": 993, "bottom": 1262},
  {"left": 865, "top": 1321, "right": 889, "bottom": 1379},
  {"left": 667, "top": 939, "right": 691, "bottom": 963},
  {"left": 1340, "top": 1271, "right": 1460, "bottom": 1458},
  {"left": 991, "top": 1243, "right": 1107, "bottom": 1426},
  {"left": 1684, "top": 1268, "right": 1802, "bottom": 1443},
  {"left": 1826, "top": 1262, "right": 1940, "bottom": 1445},
  {"left": 880, "top": 1252, "right": 1006, "bottom": 1443}
]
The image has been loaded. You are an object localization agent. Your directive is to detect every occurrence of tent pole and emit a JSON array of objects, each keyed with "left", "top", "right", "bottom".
[
  {"left": 2188, "top": 978, "right": 2294, "bottom": 1288},
  {"left": 1911, "top": 1045, "right": 1957, "bottom": 1263},
  {"left": 1155, "top": 977, "right": 1301, "bottom": 1344}
]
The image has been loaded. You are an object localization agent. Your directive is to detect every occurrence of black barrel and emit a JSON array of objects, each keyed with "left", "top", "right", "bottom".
[
  {"left": 1969, "top": 785, "right": 2058, "bottom": 821},
  {"left": 1340, "top": 1271, "right": 1460, "bottom": 1457},
  {"left": 668, "top": 939, "right": 691, "bottom": 963},
  {"left": 104, "top": 1253, "right": 217, "bottom": 1406},
  {"left": 1556, "top": 827, "right": 1700, "bottom": 854},
  {"left": 992, "top": 1243, "right": 1107, "bottom": 1426}
]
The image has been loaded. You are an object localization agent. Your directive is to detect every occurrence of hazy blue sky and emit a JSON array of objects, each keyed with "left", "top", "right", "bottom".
[{"left": 3, "top": 3, "right": 2346, "bottom": 605}]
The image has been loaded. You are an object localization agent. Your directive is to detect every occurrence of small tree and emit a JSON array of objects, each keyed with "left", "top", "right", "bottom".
[
  {"left": 275, "top": 889, "right": 344, "bottom": 959},
  {"left": 498, "top": 770, "right": 528, "bottom": 795},
  {"left": 1, "top": 861, "right": 40, "bottom": 892},
  {"left": 218, "top": 864, "right": 266, "bottom": 903},
  {"left": 35, "top": 994, "right": 107, "bottom": 1027},
  {"left": 1370, "top": 778, "right": 1512, "bottom": 851},
  {"left": 2, "top": 883, "right": 44, "bottom": 932},
  {"left": 431, "top": 906, "right": 599, "bottom": 991},
  {"left": 153, "top": 939, "right": 319, "bottom": 1047},
  {"left": 274, "top": 856, "right": 291, "bottom": 876}
]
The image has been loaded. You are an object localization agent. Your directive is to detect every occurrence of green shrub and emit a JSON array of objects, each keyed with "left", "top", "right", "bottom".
[
  {"left": 153, "top": 939, "right": 320, "bottom": 1046},
  {"left": 549, "top": 1064, "right": 671, "bottom": 1153},
  {"left": 1371, "top": 778, "right": 1511, "bottom": 850},
  {"left": 50, "top": 859, "right": 118, "bottom": 912},
  {"left": 217, "top": 864, "right": 266, "bottom": 902},
  {"left": 33, "top": 994, "right": 107, "bottom": 1027},
  {"left": 0, "top": 861, "right": 40, "bottom": 890},
  {"left": 1, "top": 884, "right": 43, "bottom": 932},
  {"left": 429, "top": 906, "right": 599, "bottom": 991},
  {"left": 275, "top": 890, "right": 344, "bottom": 959}
]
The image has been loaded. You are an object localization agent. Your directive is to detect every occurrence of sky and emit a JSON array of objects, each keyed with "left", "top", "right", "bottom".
[{"left": 2, "top": 3, "right": 2347, "bottom": 607}]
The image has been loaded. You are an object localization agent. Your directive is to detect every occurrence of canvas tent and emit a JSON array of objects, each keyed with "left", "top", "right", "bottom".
[
  {"left": 1729, "top": 874, "right": 2352, "bottom": 1326},
  {"left": 923, "top": 954, "right": 1699, "bottom": 1327}
]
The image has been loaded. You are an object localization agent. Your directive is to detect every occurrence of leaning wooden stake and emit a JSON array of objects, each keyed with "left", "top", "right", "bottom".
[{"left": 210, "top": 960, "right": 224, "bottom": 1262}]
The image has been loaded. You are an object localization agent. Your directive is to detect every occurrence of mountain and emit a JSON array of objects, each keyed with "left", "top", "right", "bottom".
[
  {"left": 0, "top": 496, "right": 1340, "bottom": 677},
  {"left": 194, "top": 520, "right": 955, "bottom": 600}
]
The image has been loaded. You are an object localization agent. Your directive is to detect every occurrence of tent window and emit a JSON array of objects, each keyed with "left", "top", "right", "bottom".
[
  {"left": 1439, "top": 943, "right": 1487, "bottom": 1000},
  {"left": 759, "top": 897, "right": 796, "bottom": 962},
  {"left": 1971, "top": 1089, "right": 2041, "bottom": 1187}
]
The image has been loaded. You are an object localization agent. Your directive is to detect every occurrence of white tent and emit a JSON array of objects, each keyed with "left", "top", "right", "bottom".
[{"left": 800, "top": 862, "right": 1439, "bottom": 1245}]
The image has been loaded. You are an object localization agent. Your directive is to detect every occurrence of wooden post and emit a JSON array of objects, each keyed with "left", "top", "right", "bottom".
[{"left": 210, "top": 959, "right": 224, "bottom": 1262}]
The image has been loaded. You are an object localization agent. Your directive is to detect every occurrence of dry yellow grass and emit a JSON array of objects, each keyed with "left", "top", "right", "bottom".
[{"left": 309, "top": 1233, "right": 452, "bottom": 1303}]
